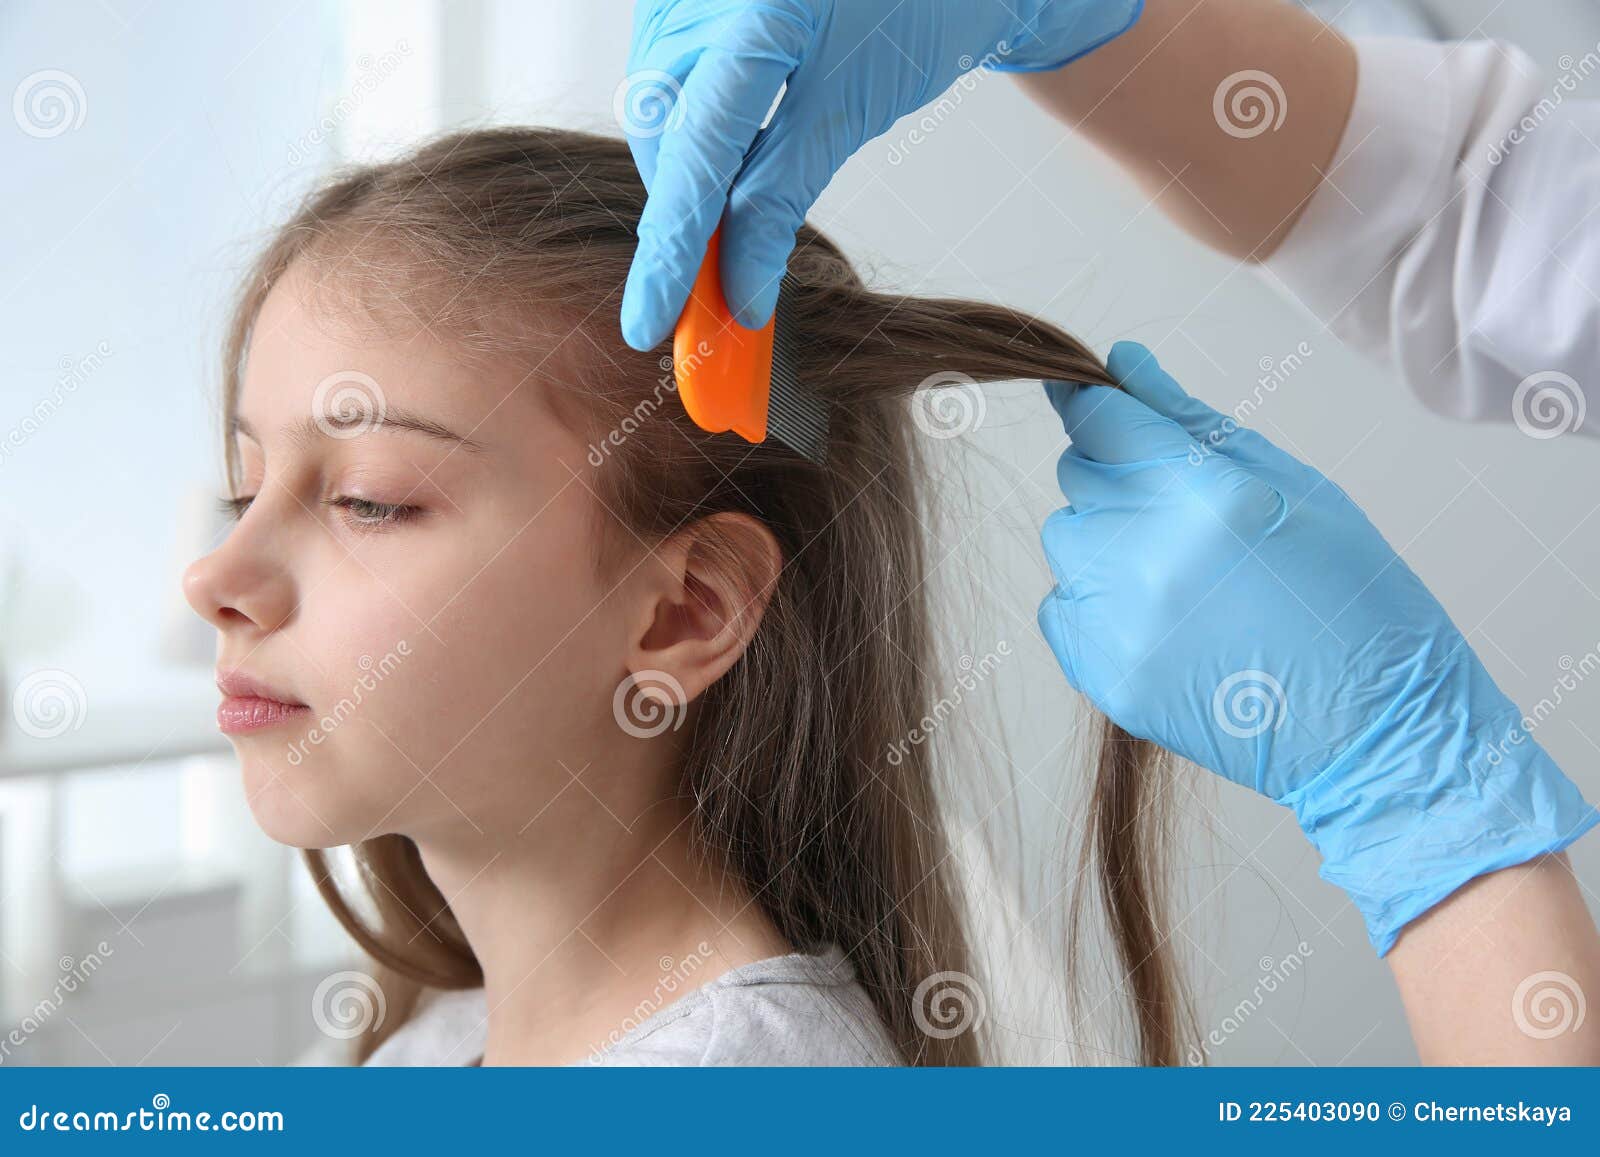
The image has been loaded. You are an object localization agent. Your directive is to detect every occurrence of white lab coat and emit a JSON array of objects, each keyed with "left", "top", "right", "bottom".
[{"left": 1259, "top": 36, "right": 1599, "bottom": 438}]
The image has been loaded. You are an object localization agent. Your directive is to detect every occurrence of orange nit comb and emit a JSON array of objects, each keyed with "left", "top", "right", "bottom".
[{"left": 673, "top": 225, "right": 773, "bottom": 444}]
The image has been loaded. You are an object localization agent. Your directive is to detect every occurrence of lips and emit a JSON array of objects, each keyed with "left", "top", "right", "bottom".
[{"left": 215, "top": 668, "right": 311, "bottom": 735}]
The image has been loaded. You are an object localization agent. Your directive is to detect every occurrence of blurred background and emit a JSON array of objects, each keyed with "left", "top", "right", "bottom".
[{"left": 2, "top": 0, "right": 1598, "bottom": 1065}]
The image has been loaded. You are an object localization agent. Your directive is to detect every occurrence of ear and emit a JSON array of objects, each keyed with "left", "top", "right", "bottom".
[{"left": 622, "top": 512, "right": 783, "bottom": 711}]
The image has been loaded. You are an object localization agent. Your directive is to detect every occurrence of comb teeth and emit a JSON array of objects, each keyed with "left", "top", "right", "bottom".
[{"left": 766, "top": 272, "right": 830, "bottom": 466}]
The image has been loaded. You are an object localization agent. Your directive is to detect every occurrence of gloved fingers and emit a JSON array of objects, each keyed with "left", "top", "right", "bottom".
[
  {"left": 1038, "top": 500, "right": 1126, "bottom": 595},
  {"left": 1035, "top": 587, "right": 1084, "bottom": 693},
  {"left": 718, "top": 95, "right": 836, "bottom": 330},
  {"left": 1108, "top": 340, "right": 1311, "bottom": 487},
  {"left": 1038, "top": 504, "right": 1080, "bottom": 578},
  {"left": 620, "top": 44, "right": 796, "bottom": 351},
  {"left": 1058, "top": 438, "right": 1287, "bottom": 548},
  {"left": 1053, "top": 447, "right": 1185, "bottom": 516},
  {"left": 1185, "top": 456, "right": 1289, "bottom": 543},
  {"left": 1045, "top": 379, "right": 1198, "bottom": 465},
  {"left": 1106, "top": 341, "right": 1231, "bottom": 443},
  {"left": 1036, "top": 579, "right": 1137, "bottom": 712}
]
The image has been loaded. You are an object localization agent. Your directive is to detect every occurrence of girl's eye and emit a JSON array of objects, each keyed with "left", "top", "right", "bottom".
[
  {"left": 212, "top": 493, "right": 422, "bottom": 531},
  {"left": 326, "top": 495, "right": 423, "bottom": 531},
  {"left": 217, "top": 495, "right": 253, "bottom": 522}
]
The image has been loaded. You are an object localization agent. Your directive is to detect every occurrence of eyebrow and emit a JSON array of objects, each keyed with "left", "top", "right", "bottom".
[{"left": 231, "top": 406, "right": 490, "bottom": 454}]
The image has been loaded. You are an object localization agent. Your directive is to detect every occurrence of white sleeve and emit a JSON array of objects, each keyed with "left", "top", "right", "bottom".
[{"left": 1258, "top": 36, "right": 1600, "bottom": 438}]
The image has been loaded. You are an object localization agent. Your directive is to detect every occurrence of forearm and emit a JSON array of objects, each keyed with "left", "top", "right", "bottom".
[
  {"left": 1386, "top": 853, "right": 1600, "bottom": 1064},
  {"left": 1012, "top": 0, "right": 1356, "bottom": 259}
]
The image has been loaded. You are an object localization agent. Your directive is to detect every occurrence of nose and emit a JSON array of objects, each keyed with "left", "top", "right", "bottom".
[{"left": 181, "top": 500, "right": 298, "bottom": 635}]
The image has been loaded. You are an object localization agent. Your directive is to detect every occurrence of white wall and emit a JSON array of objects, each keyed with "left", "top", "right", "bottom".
[{"left": 0, "top": 0, "right": 348, "bottom": 697}]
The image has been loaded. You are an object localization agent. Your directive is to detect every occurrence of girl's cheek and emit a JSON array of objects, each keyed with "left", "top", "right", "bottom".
[{"left": 305, "top": 585, "right": 418, "bottom": 694}]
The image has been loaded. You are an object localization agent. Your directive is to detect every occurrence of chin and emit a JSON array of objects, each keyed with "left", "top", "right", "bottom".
[{"left": 234, "top": 747, "right": 369, "bottom": 850}]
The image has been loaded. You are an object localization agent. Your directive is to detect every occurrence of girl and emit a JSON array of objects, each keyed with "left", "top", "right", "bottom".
[{"left": 182, "top": 127, "right": 1181, "bottom": 1065}]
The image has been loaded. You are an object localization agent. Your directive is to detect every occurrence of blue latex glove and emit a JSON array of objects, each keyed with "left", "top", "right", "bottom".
[
  {"left": 1037, "top": 342, "right": 1599, "bottom": 955},
  {"left": 618, "top": 0, "right": 1143, "bottom": 351}
]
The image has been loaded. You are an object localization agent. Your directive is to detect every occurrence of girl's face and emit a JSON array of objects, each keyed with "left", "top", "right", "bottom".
[{"left": 183, "top": 264, "right": 637, "bottom": 849}]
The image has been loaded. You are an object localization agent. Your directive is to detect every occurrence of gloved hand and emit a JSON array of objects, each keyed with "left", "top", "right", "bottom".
[
  {"left": 1037, "top": 342, "right": 1599, "bottom": 955},
  {"left": 618, "top": 0, "right": 1143, "bottom": 351}
]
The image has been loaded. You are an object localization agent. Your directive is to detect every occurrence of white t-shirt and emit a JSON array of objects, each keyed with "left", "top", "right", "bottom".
[
  {"left": 362, "top": 944, "right": 902, "bottom": 1066},
  {"left": 1259, "top": 35, "right": 1600, "bottom": 437}
]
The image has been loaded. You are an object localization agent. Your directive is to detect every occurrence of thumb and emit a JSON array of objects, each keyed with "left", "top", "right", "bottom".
[
  {"left": 1105, "top": 342, "right": 1232, "bottom": 442},
  {"left": 1109, "top": 340, "right": 1313, "bottom": 486},
  {"left": 1046, "top": 380, "right": 1198, "bottom": 465}
]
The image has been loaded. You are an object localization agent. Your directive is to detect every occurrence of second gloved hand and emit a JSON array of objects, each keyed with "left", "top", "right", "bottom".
[
  {"left": 618, "top": 0, "right": 1143, "bottom": 350},
  {"left": 1037, "top": 342, "right": 1598, "bottom": 954}
]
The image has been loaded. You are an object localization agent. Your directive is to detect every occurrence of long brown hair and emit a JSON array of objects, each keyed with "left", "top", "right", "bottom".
[{"left": 220, "top": 127, "right": 1193, "bottom": 1065}]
